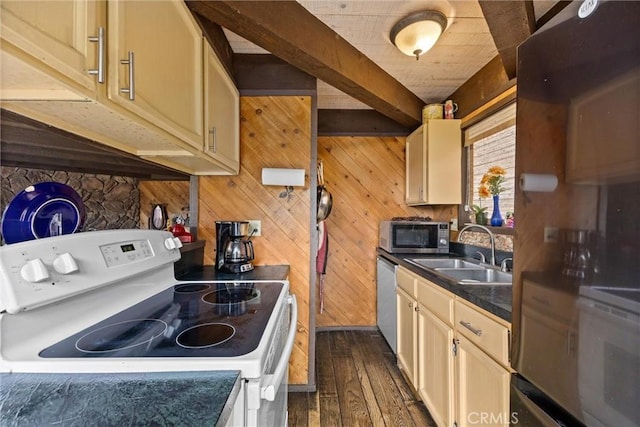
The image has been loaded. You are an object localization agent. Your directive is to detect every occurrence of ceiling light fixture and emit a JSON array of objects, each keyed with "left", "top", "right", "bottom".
[{"left": 390, "top": 10, "right": 447, "bottom": 60}]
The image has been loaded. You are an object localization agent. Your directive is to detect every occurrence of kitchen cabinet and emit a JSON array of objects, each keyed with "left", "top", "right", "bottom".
[
  {"left": 106, "top": 0, "right": 203, "bottom": 149},
  {"left": 396, "top": 267, "right": 417, "bottom": 386},
  {"left": 416, "top": 278, "right": 455, "bottom": 427},
  {"left": 405, "top": 120, "right": 462, "bottom": 205},
  {"left": 455, "top": 299, "right": 511, "bottom": 427},
  {"left": 1, "top": 0, "right": 241, "bottom": 175},
  {"left": 0, "top": 0, "right": 104, "bottom": 100},
  {"left": 395, "top": 266, "right": 512, "bottom": 427},
  {"left": 202, "top": 42, "right": 240, "bottom": 173}
]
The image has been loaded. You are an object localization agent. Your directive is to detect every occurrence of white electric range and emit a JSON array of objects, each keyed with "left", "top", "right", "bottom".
[{"left": 0, "top": 229, "right": 297, "bottom": 427}]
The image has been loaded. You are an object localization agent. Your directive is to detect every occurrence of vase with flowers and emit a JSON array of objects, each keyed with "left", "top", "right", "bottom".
[{"left": 478, "top": 165, "right": 507, "bottom": 227}]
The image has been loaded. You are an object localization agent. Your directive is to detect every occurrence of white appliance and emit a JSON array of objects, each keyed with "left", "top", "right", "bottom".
[
  {"left": 0, "top": 229, "right": 297, "bottom": 427},
  {"left": 376, "top": 256, "right": 396, "bottom": 353}
]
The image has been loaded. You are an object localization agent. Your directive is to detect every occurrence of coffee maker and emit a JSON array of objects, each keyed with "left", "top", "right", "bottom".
[{"left": 215, "top": 221, "right": 255, "bottom": 273}]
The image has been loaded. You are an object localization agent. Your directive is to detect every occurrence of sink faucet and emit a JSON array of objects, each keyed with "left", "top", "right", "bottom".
[
  {"left": 458, "top": 224, "right": 496, "bottom": 266},
  {"left": 500, "top": 257, "right": 513, "bottom": 272}
]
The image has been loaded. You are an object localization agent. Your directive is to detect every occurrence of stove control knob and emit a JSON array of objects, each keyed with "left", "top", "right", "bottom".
[
  {"left": 20, "top": 259, "right": 50, "bottom": 283},
  {"left": 53, "top": 253, "right": 79, "bottom": 275},
  {"left": 164, "top": 236, "right": 183, "bottom": 250}
]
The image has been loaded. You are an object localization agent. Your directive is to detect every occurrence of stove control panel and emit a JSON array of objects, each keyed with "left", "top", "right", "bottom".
[{"left": 0, "top": 230, "right": 181, "bottom": 314}]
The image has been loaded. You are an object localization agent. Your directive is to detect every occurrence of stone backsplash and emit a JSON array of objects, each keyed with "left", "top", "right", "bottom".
[
  {"left": 1, "top": 167, "right": 140, "bottom": 239},
  {"left": 457, "top": 230, "right": 514, "bottom": 252}
]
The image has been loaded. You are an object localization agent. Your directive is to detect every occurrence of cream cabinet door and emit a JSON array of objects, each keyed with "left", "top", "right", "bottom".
[
  {"left": 405, "top": 125, "right": 425, "bottom": 204},
  {"left": 396, "top": 287, "right": 417, "bottom": 387},
  {"left": 0, "top": 0, "right": 104, "bottom": 99},
  {"left": 107, "top": 0, "right": 203, "bottom": 148},
  {"left": 418, "top": 306, "right": 455, "bottom": 427},
  {"left": 405, "top": 120, "right": 462, "bottom": 205},
  {"left": 203, "top": 43, "right": 240, "bottom": 174},
  {"left": 455, "top": 334, "right": 511, "bottom": 427}
]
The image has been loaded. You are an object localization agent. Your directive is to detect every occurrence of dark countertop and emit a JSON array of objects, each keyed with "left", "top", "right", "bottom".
[
  {"left": 178, "top": 265, "right": 290, "bottom": 281},
  {"left": 0, "top": 371, "right": 241, "bottom": 427},
  {"left": 378, "top": 249, "right": 512, "bottom": 322}
]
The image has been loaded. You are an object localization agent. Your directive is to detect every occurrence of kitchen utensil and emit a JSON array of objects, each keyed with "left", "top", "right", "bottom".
[
  {"left": 317, "top": 161, "right": 333, "bottom": 222},
  {"left": 316, "top": 220, "right": 329, "bottom": 313},
  {"left": 1, "top": 182, "right": 85, "bottom": 244},
  {"left": 149, "top": 204, "right": 168, "bottom": 230}
]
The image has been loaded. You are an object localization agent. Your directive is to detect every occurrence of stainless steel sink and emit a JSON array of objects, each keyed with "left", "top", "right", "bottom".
[
  {"left": 408, "top": 258, "right": 481, "bottom": 269},
  {"left": 438, "top": 268, "right": 512, "bottom": 285}
]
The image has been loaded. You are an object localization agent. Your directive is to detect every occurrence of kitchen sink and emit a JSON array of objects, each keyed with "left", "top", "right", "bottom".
[
  {"left": 438, "top": 268, "right": 512, "bottom": 285},
  {"left": 408, "top": 258, "right": 481, "bottom": 269}
]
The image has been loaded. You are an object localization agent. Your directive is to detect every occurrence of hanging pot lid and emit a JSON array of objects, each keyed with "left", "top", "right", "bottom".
[{"left": 1, "top": 182, "right": 85, "bottom": 244}]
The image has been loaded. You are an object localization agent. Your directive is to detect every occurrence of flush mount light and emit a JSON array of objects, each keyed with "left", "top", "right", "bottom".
[{"left": 390, "top": 10, "right": 447, "bottom": 60}]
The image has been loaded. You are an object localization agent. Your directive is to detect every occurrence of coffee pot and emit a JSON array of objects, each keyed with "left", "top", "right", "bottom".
[{"left": 215, "top": 221, "right": 255, "bottom": 273}]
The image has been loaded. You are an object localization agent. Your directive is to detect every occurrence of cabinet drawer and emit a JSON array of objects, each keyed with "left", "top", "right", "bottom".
[
  {"left": 417, "top": 278, "right": 454, "bottom": 325},
  {"left": 396, "top": 267, "right": 416, "bottom": 297},
  {"left": 455, "top": 300, "right": 510, "bottom": 367}
]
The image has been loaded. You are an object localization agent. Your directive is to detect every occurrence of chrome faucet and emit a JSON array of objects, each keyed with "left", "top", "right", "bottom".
[
  {"left": 458, "top": 224, "right": 496, "bottom": 266},
  {"left": 500, "top": 257, "right": 513, "bottom": 272}
]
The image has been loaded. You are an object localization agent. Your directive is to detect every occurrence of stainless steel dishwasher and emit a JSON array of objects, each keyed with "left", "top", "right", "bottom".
[{"left": 376, "top": 256, "right": 397, "bottom": 353}]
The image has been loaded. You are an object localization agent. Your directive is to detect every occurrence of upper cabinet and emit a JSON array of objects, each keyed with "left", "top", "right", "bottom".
[
  {"left": 0, "top": 0, "right": 240, "bottom": 176},
  {"left": 106, "top": 0, "right": 203, "bottom": 149},
  {"left": 0, "top": 0, "right": 105, "bottom": 100},
  {"left": 406, "top": 120, "right": 462, "bottom": 205},
  {"left": 202, "top": 43, "right": 240, "bottom": 173}
]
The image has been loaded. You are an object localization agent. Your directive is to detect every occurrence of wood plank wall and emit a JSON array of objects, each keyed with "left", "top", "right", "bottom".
[
  {"left": 199, "top": 96, "right": 312, "bottom": 385},
  {"left": 139, "top": 181, "right": 190, "bottom": 230},
  {"left": 317, "top": 136, "right": 456, "bottom": 328}
]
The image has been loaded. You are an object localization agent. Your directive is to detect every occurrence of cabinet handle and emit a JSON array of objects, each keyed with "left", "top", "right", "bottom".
[
  {"left": 120, "top": 51, "right": 135, "bottom": 100},
  {"left": 414, "top": 306, "right": 419, "bottom": 312},
  {"left": 208, "top": 127, "right": 217, "bottom": 153},
  {"left": 88, "top": 26, "right": 105, "bottom": 84},
  {"left": 459, "top": 320, "right": 483, "bottom": 336}
]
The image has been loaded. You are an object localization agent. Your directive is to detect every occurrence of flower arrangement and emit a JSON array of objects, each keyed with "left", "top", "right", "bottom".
[{"left": 479, "top": 165, "right": 507, "bottom": 196}]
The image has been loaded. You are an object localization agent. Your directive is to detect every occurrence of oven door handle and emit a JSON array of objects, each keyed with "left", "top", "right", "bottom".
[{"left": 261, "top": 294, "right": 298, "bottom": 402}]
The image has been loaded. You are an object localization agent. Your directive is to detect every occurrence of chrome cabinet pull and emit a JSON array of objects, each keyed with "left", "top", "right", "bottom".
[
  {"left": 460, "top": 320, "right": 483, "bottom": 336},
  {"left": 208, "top": 127, "right": 217, "bottom": 152},
  {"left": 120, "top": 51, "right": 135, "bottom": 100},
  {"left": 88, "top": 26, "right": 105, "bottom": 83}
]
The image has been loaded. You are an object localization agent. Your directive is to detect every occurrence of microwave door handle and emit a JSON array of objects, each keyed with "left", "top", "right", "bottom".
[{"left": 260, "top": 294, "right": 298, "bottom": 401}]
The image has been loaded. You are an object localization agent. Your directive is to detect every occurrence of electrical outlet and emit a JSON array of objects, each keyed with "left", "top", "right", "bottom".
[
  {"left": 248, "top": 220, "right": 261, "bottom": 237},
  {"left": 544, "top": 227, "right": 558, "bottom": 243}
]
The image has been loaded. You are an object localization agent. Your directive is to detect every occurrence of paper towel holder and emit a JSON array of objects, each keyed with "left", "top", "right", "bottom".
[{"left": 261, "top": 168, "right": 306, "bottom": 187}]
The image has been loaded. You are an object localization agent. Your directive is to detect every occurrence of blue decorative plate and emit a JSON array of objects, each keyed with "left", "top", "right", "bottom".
[{"left": 1, "top": 182, "right": 86, "bottom": 244}]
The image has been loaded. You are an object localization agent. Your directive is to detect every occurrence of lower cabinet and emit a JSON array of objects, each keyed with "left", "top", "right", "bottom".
[{"left": 395, "top": 266, "right": 512, "bottom": 427}]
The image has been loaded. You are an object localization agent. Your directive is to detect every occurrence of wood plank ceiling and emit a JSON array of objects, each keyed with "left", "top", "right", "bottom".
[{"left": 189, "top": 1, "right": 560, "bottom": 126}]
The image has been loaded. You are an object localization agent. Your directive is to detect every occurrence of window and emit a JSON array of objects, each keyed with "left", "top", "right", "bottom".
[{"left": 464, "top": 103, "right": 516, "bottom": 225}]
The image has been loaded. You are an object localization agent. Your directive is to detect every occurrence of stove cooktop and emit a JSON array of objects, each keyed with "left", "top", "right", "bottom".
[{"left": 40, "top": 281, "right": 284, "bottom": 359}]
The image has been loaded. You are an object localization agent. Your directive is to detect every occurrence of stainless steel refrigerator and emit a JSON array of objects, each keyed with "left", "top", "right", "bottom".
[{"left": 511, "top": 1, "right": 639, "bottom": 426}]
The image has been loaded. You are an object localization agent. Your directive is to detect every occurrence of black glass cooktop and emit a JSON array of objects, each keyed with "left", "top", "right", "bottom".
[{"left": 40, "top": 282, "right": 283, "bottom": 358}]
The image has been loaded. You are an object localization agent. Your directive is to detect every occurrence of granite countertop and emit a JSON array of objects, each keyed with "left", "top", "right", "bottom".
[
  {"left": 378, "top": 249, "right": 512, "bottom": 322},
  {"left": 178, "top": 265, "right": 290, "bottom": 282},
  {"left": 0, "top": 371, "right": 241, "bottom": 427}
]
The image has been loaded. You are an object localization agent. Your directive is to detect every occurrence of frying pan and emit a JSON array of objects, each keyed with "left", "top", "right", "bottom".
[{"left": 317, "top": 161, "right": 332, "bottom": 222}]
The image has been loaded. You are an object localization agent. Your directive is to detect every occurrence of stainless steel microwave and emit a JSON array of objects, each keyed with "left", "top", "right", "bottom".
[{"left": 379, "top": 220, "right": 449, "bottom": 254}]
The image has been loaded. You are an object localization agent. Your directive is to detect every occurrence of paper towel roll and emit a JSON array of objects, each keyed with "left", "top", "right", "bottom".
[
  {"left": 261, "top": 168, "right": 305, "bottom": 186},
  {"left": 519, "top": 173, "right": 558, "bottom": 192}
]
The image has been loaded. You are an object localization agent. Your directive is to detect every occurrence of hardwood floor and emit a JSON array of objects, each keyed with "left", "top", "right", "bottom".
[{"left": 288, "top": 329, "right": 436, "bottom": 426}]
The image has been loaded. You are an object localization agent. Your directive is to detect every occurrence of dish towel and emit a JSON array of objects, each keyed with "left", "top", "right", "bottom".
[{"left": 316, "top": 220, "right": 329, "bottom": 313}]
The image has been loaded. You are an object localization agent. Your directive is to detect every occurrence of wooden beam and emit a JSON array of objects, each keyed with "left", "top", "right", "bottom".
[
  {"left": 234, "top": 54, "right": 316, "bottom": 95},
  {"left": 446, "top": 55, "right": 516, "bottom": 120},
  {"left": 478, "top": 0, "right": 536, "bottom": 79},
  {"left": 185, "top": 0, "right": 424, "bottom": 128},
  {"left": 318, "top": 109, "right": 413, "bottom": 136}
]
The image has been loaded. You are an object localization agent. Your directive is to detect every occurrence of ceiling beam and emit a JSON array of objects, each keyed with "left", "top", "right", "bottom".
[
  {"left": 478, "top": 0, "right": 536, "bottom": 79},
  {"left": 185, "top": 0, "right": 424, "bottom": 128}
]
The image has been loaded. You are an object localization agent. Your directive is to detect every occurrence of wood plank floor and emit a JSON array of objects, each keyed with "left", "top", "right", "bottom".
[{"left": 288, "top": 329, "right": 436, "bottom": 426}]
